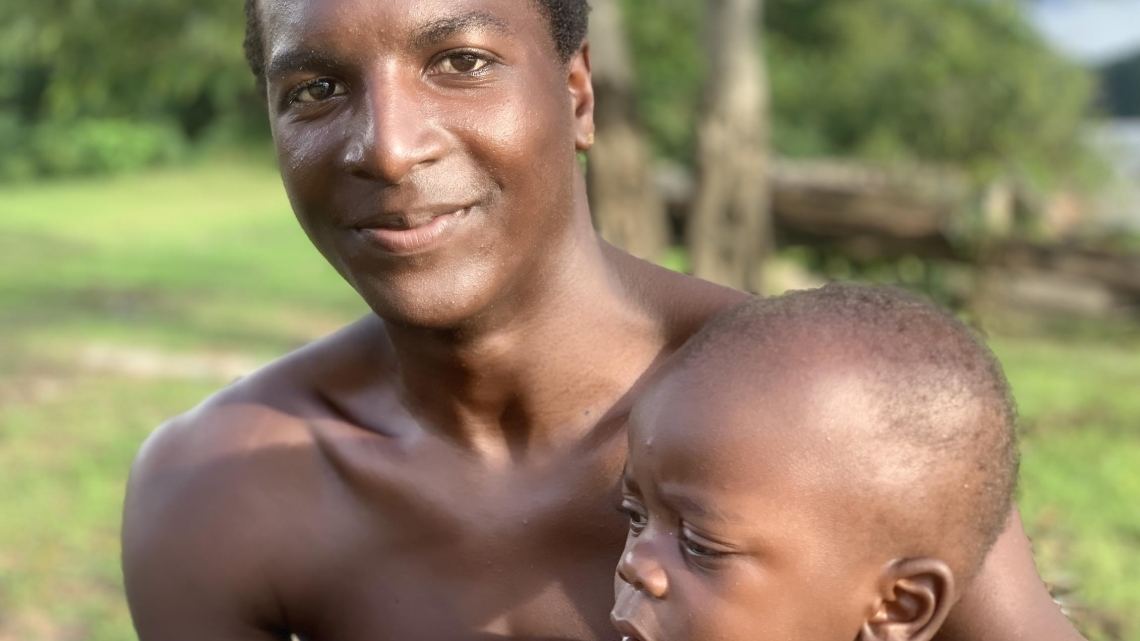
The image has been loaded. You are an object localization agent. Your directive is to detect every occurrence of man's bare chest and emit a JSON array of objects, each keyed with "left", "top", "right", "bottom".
[{"left": 283, "top": 429, "right": 629, "bottom": 641}]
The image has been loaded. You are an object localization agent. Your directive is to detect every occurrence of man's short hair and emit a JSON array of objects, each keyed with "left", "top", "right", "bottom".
[
  {"left": 242, "top": 0, "right": 591, "bottom": 79},
  {"left": 681, "top": 283, "right": 1020, "bottom": 576}
]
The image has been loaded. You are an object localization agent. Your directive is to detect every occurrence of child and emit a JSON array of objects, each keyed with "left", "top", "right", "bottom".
[{"left": 612, "top": 283, "right": 1019, "bottom": 641}]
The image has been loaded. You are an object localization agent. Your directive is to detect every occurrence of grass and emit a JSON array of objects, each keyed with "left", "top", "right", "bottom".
[
  {"left": 0, "top": 164, "right": 1138, "bottom": 640},
  {"left": 997, "top": 337, "right": 1140, "bottom": 640},
  {"left": 0, "top": 162, "right": 365, "bottom": 641},
  {"left": 0, "top": 161, "right": 366, "bottom": 356}
]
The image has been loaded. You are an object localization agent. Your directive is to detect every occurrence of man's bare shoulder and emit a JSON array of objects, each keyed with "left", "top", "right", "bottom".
[
  {"left": 130, "top": 315, "right": 391, "bottom": 477},
  {"left": 606, "top": 246, "right": 751, "bottom": 344},
  {"left": 122, "top": 316, "right": 394, "bottom": 607}
]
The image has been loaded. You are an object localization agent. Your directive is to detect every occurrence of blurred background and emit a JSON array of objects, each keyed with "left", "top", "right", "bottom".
[{"left": 1, "top": 0, "right": 1138, "bottom": 639}]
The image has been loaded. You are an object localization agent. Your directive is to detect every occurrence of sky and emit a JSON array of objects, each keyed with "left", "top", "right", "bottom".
[{"left": 1030, "top": 0, "right": 1140, "bottom": 66}]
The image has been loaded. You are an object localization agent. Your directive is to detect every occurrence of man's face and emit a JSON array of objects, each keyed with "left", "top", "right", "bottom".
[
  {"left": 611, "top": 362, "right": 886, "bottom": 641},
  {"left": 259, "top": 0, "right": 591, "bottom": 327}
]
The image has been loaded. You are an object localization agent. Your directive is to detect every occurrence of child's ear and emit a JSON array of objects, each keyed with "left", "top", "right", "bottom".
[{"left": 858, "top": 558, "right": 956, "bottom": 641}]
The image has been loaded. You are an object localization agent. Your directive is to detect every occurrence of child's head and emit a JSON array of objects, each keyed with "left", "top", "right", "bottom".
[{"left": 612, "top": 283, "right": 1019, "bottom": 641}]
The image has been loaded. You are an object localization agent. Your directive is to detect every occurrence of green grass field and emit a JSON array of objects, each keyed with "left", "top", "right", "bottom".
[{"left": 1, "top": 164, "right": 1138, "bottom": 640}]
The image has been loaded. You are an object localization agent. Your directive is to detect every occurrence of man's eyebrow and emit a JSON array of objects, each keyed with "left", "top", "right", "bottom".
[
  {"left": 409, "top": 11, "right": 512, "bottom": 50},
  {"left": 265, "top": 50, "right": 349, "bottom": 80}
]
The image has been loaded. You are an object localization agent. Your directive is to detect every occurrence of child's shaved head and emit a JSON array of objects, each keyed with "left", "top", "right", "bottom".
[
  {"left": 681, "top": 283, "right": 1019, "bottom": 575},
  {"left": 612, "top": 283, "right": 1020, "bottom": 641}
]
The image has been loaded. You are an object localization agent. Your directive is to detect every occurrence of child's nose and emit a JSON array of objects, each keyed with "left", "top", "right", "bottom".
[{"left": 616, "top": 534, "right": 669, "bottom": 599}]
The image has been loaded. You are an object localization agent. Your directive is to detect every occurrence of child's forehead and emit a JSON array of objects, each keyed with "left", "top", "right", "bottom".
[
  {"left": 625, "top": 400, "right": 883, "bottom": 552},
  {"left": 639, "top": 385, "right": 827, "bottom": 464},
  {"left": 627, "top": 352, "right": 888, "bottom": 496},
  {"left": 640, "top": 348, "right": 875, "bottom": 435}
]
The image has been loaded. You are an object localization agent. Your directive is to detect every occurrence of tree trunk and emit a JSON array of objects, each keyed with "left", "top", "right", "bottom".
[
  {"left": 688, "top": 0, "right": 771, "bottom": 291},
  {"left": 586, "top": 0, "right": 668, "bottom": 262}
]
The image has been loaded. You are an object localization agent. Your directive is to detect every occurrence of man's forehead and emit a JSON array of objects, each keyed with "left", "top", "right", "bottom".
[
  {"left": 259, "top": 0, "right": 532, "bottom": 46},
  {"left": 259, "top": 0, "right": 548, "bottom": 80}
]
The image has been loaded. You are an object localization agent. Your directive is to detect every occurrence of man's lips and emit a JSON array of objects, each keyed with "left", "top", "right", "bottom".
[{"left": 353, "top": 205, "right": 475, "bottom": 254}]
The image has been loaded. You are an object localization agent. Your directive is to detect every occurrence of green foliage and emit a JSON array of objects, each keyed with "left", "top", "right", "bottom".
[
  {"left": 622, "top": 0, "right": 1098, "bottom": 187},
  {"left": 26, "top": 119, "right": 187, "bottom": 177},
  {"left": 0, "top": 0, "right": 262, "bottom": 180},
  {"left": 767, "top": 0, "right": 1098, "bottom": 185},
  {"left": 1, "top": 0, "right": 1100, "bottom": 186},
  {"left": 621, "top": 0, "right": 705, "bottom": 163},
  {"left": 0, "top": 113, "right": 187, "bottom": 180}
]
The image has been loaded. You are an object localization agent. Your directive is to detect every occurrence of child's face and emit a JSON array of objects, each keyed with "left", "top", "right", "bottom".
[{"left": 611, "top": 362, "right": 885, "bottom": 641}]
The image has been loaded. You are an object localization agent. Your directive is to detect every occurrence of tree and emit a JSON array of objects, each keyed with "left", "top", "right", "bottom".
[
  {"left": 765, "top": 0, "right": 1097, "bottom": 187},
  {"left": 620, "top": 0, "right": 1096, "bottom": 190},
  {"left": 586, "top": 0, "right": 669, "bottom": 262},
  {"left": 1, "top": 0, "right": 1097, "bottom": 190},
  {"left": 688, "top": 0, "right": 771, "bottom": 291},
  {"left": 0, "top": 0, "right": 260, "bottom": 179}
]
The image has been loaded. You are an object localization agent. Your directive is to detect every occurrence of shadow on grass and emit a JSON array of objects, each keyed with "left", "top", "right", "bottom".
[{"left": 1, "top": 282, "right": 363, "bottom": 357}]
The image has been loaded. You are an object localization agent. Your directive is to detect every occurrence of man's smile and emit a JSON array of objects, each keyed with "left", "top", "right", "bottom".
[{"left": 353, "top": 204, "right": 478, "bottom": 254}]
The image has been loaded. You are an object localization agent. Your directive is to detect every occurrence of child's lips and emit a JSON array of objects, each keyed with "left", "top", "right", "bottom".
[
  {"left": 611, "top": 615, "right": 651, "bottom": 641},
  {"left": 612, "top": 582, "right": 656, "bottom": 641}
]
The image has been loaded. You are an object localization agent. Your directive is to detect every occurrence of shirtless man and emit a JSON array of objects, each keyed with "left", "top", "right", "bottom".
[{"left": 120, "top": 1, "right": 1086, "bottom": 640}]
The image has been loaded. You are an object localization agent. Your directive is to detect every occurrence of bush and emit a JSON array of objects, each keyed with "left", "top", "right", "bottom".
[
  {"left": 0, "top": 113, "right": 36, "bottom": 181},
  {"left": 620, "top": 0, "right": 1097, "bottom": 189},
  {"left": 0, "top": 119, "right": 188, "bottom": 181}
]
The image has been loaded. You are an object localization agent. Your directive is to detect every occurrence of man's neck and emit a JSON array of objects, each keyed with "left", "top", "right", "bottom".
[{"left": 382, "top": 218, "right": 668, "bottom": 463}]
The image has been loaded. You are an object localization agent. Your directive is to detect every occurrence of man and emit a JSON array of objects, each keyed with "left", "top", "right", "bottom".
[{"left": 121, "top": 1, "right": 1085, "bottom": 640}]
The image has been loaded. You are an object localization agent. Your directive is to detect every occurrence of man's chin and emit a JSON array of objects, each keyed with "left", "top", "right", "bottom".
[{"left": 357, "top": 282, "right": 497, "bottom": 332}]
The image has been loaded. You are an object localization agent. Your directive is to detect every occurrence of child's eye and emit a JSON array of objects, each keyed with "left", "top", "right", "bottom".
[
  {"left": 680, "top": 537, "right": 719, "bottom": 558},
  {"left": 618, "top": 500, "right": 648, "bottom": 535},
  {"left": 680, "top": 527, "right": 729, "bottom": 560}
]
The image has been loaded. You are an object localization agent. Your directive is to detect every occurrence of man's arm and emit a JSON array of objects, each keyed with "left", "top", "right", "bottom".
[
  {"left": 935, "top": 509, "right": 1086, "bottom": 641},
  {"left": 122, "top": 412, "right": 292, "bottom": 641}
]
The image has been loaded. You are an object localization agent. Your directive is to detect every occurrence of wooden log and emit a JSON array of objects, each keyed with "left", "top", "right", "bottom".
[
  {"left": 769, "top": 160, "right": 970, "bottom": 240},
  {"left": 997, "top": 241, "right": 1140, "bottom": 297},
  {"left": 656, "top": 159, "right": 971, "bottom": 258}
]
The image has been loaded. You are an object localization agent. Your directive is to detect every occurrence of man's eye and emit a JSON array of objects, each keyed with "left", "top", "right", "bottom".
[
  {"left": 291, "top": 78, "right": 346, "bottom": 104},
  {"left": 436, "top": 53, "right": 491, "bottom": 75}
]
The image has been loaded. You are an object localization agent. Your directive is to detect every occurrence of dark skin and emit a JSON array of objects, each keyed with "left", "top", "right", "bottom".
[
  {"left": 613, "top": 335, "right": 978, "bottom": 641},
  {"left": 121, "top": 1, "right": 1085, "bottom": 640}
]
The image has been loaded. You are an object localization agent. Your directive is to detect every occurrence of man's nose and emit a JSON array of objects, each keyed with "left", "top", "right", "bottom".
[
  {"left": 616, "top": 531, "right": 670, "bottom": 599},
  {"left": 342, "top": 69, "right": 449, "bottom": 185}
]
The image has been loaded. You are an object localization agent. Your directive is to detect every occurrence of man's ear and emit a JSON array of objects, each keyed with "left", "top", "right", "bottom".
[
  {"left": 858, "top": 558, "right": 956, "bottom": 641},
  {"left": 568, "top": 42, "right": 595, "bottom": 151}
]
